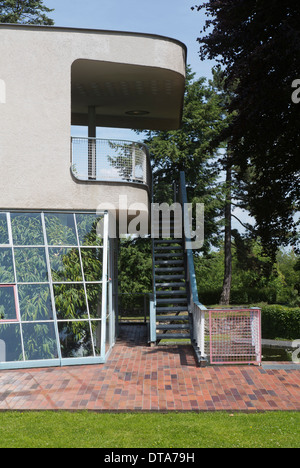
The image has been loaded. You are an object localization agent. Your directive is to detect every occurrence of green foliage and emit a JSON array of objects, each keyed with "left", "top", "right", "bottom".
[
  {"left": 261, "top": 305, "right": 300, "bottom": 340},
  {"left": 0, "top": 213, "right": 9, "bottom": 244},
  {"left": 141, "top": 66, "right": 229, "bottom": 252},
  {"left": 0, "top": 212, "right": 104, "bottom": 361},
  {"left": 195, "top": 240, "right": 300, "bottom": 307},
  {"left": 193, "top": 1, "right": 300, "bottom": 255},
  {"left": 0, "top": 0, "right": 54, "bottom": 25},
  {"left": 118, "top": 237, "right": 152, "bottom": 315},
  {"left": 11, "top": 213, "right": 44, "bottom": 245},
  {"left": 0, "top": 411, "right": 299, "bottom": 448},
  {"left": 119, "top": 237, "right": 152, "bottom": 295},
  {"left": 45, "top": 213, "right": 77, "bottom": 246}
]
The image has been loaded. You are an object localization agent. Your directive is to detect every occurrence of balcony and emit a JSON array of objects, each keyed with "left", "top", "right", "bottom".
[{"left": 71, "top": 137, "right": 151, "bottom": 189}]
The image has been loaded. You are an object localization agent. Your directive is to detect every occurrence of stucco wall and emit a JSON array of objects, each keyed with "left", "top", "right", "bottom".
[{"left": 0, "top": 25, "right": 186, "bottom": 213}]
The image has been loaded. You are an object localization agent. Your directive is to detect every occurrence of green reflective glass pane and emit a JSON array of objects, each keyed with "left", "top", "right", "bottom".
[
  {"left": 18, "top": 284, "right": 53, "bottom": 321},
  {"left": 14, "top": 248, "right": 48, "bottom": 283},
  {"left": 76, "top": 214, "right": 104, "bottom": 246},
  {"left": 86, "top": 284, "right": 102, "bottom": 319},
  {"left": 11, "top": 213, "right": 44, "bottom": 246},
  {"left": 53, "top": 283, "right": 88, "bottom": 320},
  {"left": 81, "top": 248, "right": 103, "bottom": 282},
  {"left": 49, "top": 247, "right": 82, "bottom": 282},
  {"left": 22, "top": 322, "right": 58, "bottom": 361},
  {"left": 0, "top": 248, "right": 15, "bottom": 283},
  {"left": 0, "top": 214, "right": 9, "bottom": 245},
  {"left": 91, "top": 320, "right": 102, "bottom": 356},
  {"left": 45, "top": 213, "right": 77, "bottom": 246},
  {"left": 0, "top": 323, "right": 23, "bottom": 362},
  {"left": 58, "top": 321, "right": 93, "bottom": 358},
  {"left": 0, "top": 286, "right": 17, "bottom": 321}
]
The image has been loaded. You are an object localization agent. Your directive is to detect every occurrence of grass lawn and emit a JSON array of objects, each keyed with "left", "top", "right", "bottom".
[{"left": 0, "top": 411, "right": 299, "bottom": 448}]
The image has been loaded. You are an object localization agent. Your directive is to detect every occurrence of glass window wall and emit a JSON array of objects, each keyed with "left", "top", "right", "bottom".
[{"left": 0, "top": 211, "right": 110, "bottom": 369}]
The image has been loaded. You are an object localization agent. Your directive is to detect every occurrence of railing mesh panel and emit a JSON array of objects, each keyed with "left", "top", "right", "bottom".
[
  {"left": 71, "top": 137, "right": 150, "bottom": 186},
  {"left": 208, "top": 309, "right": 262, "bottom": 365}
]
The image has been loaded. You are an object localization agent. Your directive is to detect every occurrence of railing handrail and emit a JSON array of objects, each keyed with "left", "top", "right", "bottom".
[
  {"left": 179, "top": 171, "right": 207, "bottom": 310},
  {"left": 71, "top": 136, "right": 152, "bottom": 188},
  {"left": 179, "top": 171, "right": 207, "bottom": 364},
  {"left": 71, "top": 136, "right": 149, "bottom": 151}
]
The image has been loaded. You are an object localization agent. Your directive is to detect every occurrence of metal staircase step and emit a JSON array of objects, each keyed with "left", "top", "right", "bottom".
[
  {"left": 156, "top": 298, "right": 188, "bottom": 304},
  {"left": 156, "top": 315, "right": 189, "bottom": 322},
  {"left": 154, "top": 253, "right": 183, "bottom": 258},
  {"left": 154, "top": 246, "right": 182, "bottom": 251},
  {"left": 157, "top": 324, "right": 190, "bottom": 330},
  {"left": 155, "top": 275, "right": 185, "bottom": 281},
  {"left": 155, "top": 259, "right": 183, "bottom": 265},
  {"left": 155, "top": 267, "right": 184, "bottom": 273},
  {"left": 156, "top": 290, "right": 187, "bottom": 296},
  {"left": 156, "top": 306, "right": 188, "bottom": 312},
  {"left": 156, "top": 282, "right": 186, "bottom": 288},
  {"left": 156, "top": 333, "right": 190, "bottom": 340}
]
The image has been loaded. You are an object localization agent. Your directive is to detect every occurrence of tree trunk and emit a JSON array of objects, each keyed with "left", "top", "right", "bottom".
[{"left": 220, "top": 164, "right": 232, "bottom": 305}]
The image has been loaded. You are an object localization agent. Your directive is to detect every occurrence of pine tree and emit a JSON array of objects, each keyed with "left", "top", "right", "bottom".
[
  {"left": 141, "top": 66, "right": 228, "bottom": 253},
  {"left": 193, "top": 0, "right": 300, "bottom": 257},
  {"left": 0, "top": 0, "right": 54, "bottom": 25}
]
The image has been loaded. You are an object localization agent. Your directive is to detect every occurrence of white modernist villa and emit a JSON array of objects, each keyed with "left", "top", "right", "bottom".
[
  {"left": 0, "top": 24, "right": 261, "bottom": 370},
  {"left": 0, "top": 24, "right": 194, "bottom": 369}
]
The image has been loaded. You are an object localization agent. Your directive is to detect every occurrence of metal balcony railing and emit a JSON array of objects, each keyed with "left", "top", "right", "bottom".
[{"left": 71, "top": 137, "right": 151, "bottom": 188}]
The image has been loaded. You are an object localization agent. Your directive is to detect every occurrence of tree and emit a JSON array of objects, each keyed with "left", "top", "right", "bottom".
[
  {"left": 219, "top": 162, "right": 232, "bottom": 304},
  {"left": 192, "top": 0, "right": 300, "bottom": 258},
  {"left": 207, "top": 67, "right": 236, "bottom": 304},
  {"left": 0, "top": 0, "right": 54, "bottom": 25},
  {"left": 141, "top": 66, "right": 228, "bottom": 253}
]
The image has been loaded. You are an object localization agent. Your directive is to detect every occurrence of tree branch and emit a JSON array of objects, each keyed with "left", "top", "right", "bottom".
[{"left": 231, "top": 213, "right": 254, "bottom": 232}]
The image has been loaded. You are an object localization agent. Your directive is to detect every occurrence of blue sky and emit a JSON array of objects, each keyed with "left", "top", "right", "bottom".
[{"left": 47, "top": 0, "right": 215, "bottom": 80}]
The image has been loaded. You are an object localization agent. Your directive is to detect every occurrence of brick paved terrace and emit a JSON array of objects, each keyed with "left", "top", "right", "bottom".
[{"left": 0, "top": 325, "right": 299, "bottom": 411}]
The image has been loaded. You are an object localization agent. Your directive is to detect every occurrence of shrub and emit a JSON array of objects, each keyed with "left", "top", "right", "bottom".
[{"left": 261, "top": 305, "right": 300, "bottom": 340}]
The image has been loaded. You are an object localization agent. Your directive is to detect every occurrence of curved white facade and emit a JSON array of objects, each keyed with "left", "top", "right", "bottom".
[{"left": 0, "top": 25, "right": 186, "bottom": 213}]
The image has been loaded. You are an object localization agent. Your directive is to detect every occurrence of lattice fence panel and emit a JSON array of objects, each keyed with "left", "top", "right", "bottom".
[{"left": 208, "top": 309, "right": 262, "bottom": 365}]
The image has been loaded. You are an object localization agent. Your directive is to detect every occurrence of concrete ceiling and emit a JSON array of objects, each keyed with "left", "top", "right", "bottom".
[{"left": 71, "top": 60, "right": 185, "bottom": 130}]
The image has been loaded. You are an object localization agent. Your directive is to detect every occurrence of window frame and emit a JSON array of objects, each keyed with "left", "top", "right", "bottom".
[
  {"left": 0, "top": 210, "right": 110, "bottom": 369},
  {"left": 0, "top": 284, "right": 19, "bottom": 323}
]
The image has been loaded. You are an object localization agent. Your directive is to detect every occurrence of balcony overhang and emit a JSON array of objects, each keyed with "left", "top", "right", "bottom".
[
  {"left": 71, "top": 60, "right": 186, "bottom": 131},
  {"left": 0, "top": 24, "right": 186, "bottom": 131}
]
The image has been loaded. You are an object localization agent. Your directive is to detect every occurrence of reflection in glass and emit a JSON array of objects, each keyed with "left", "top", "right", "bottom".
[
  {"left": 53, "top": 283, "right": 88, "bottom": 320},
  {"left": 86, "top": 284, "right": 102, "bottom": 319},
  {"left": 14, "top": 248, "right": 48, "bottom": 283},
  {"left": 76, "top": 214, "right": 104, "bottom": 246},
  {"left": 81, "top": 248, "right": 103, "bottom": 282},
  {"left": 11, "top": 213, "right": 44, "bottom": 246},
  {"left": 22, "top": 322, "right": 58, "bottom": 361},
  {"left": 0, "top": 286, "right": 17, "bottom": 321},
  {"left": 49, "top": 247, "right": 82, "bottom": 282},
  {"left": 91, "top": 321, "right": 102, "bottom": 356},
  {"left": 58, "top": 321, "right": 93, "bottom": 358},
  {"left": 0, "top": 213, "right": 9, "bottom": 245},
  {"left": 0, "top": 323, "right": 23, "bottom": 362},
  {"left": 0, "top": 248, "right": 15, "bottom": 283},
  {"left": 45, "top": 213, "right": 77, "bottom": 246},
  {"left": 18, "top": 284, "right": 53, "bottom": 321},
  {"left": 0, "top": 211, "right": 110, "bottom": 367},
  {"left": 106, "top": 315, "right": 111, "bottom": 353}
]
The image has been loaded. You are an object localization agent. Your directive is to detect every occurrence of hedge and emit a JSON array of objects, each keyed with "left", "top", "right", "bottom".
[
  {"left": 198, "top": 288, "right": 299, "bottom": 308},
  {"left": 198, "top": 288, "right": 280, "bottom": 306},
  {"left": 261, "top": 305, "right": 300, "bottom": 340}
]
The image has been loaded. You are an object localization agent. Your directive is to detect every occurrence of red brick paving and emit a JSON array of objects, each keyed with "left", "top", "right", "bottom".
[{"left": 0, "top": 325, "right": 299, "bottom": 411}]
